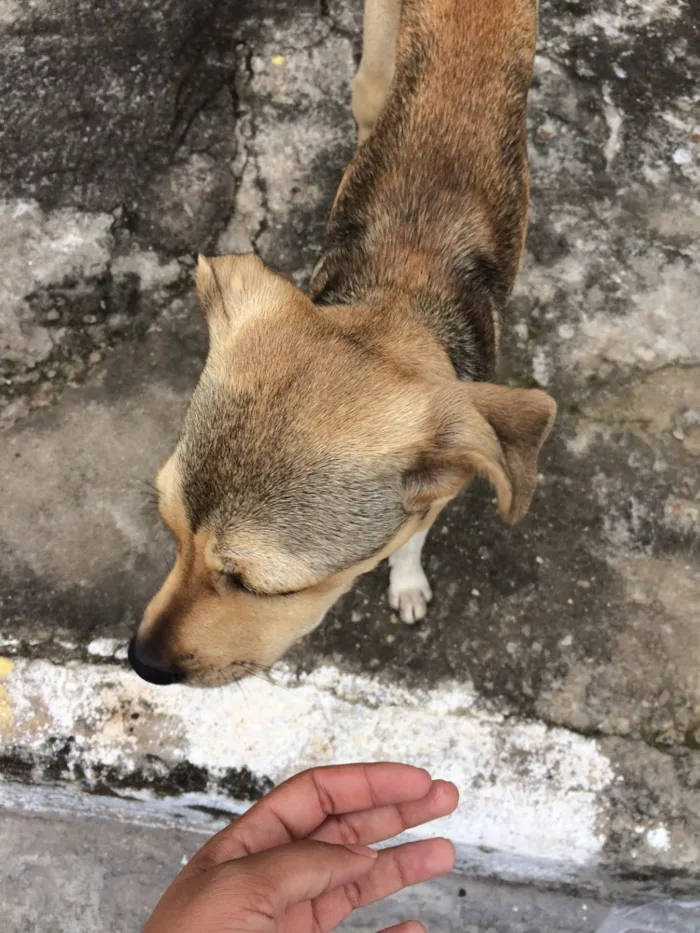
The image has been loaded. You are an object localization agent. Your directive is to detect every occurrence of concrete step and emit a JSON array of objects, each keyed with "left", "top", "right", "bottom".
[
  {"left": 5, "top": 787, "right": 700, "bottom": 932},
  {"left": 1, "top": 802, "right": 610, "bottom": 933},
  {"left": 1, "top": 653, "right": 697, "bottom": 898}
]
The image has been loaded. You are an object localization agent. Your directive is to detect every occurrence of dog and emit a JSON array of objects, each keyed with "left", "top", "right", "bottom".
[{"left": 128, "top": 0, "right": 556, "bottom": 687}]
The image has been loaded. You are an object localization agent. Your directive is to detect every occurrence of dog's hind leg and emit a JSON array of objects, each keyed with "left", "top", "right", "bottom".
[
  {"left": 388, "top": 527, "right": 432, "bottom": 625},
  {"left": 352, "top": 0, "right": 401, "bottom": 145}
]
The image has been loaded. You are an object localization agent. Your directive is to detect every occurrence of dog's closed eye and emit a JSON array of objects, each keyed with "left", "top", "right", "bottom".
[
  {"left": 223, "top": 571, "right": 300, "bottom": 599},
  {"left": 224, "top": 570, "right": 255, "bottom": 593}
]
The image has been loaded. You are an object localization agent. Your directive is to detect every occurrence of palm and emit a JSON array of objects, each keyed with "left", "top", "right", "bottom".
[
  {"left": 188, "top": 763, "right": 457, "bottom": 933},
  {"left": 279, "top": 901, "right": 318, "bottom": 933}
]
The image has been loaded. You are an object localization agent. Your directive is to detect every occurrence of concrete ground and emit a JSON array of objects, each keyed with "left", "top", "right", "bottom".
[
  {"left": 1, "top": 0, "right": 700, "bottom": 922},
  {"left": 5, "top": 798, "right": 700, "bottom": 933},
  {"left": 1, "top": 802, "right": 612, "bottom": 933}
]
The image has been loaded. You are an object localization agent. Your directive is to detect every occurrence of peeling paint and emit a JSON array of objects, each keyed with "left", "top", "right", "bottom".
[
  {"left": 0, "top": 686, "right": 12, "bottom": 733},
  {"left": 647, "top": 826, "right": 671, "bottom": 852},
  {"left": 1, "top": 658, "right": 614, "bottom": 880}
]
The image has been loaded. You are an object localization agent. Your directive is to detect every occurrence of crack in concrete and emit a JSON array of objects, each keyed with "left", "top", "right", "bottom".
[{"left": 232, "top": 42, "right": 271, "bottom": 254}]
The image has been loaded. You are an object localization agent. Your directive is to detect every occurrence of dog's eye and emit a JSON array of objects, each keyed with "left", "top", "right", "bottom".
[
  {"left": 223, "top": 571, "right": 299, "bottom": 598},
  {"left": 224, "top": 571, "right": 255, "bottom": 593}
]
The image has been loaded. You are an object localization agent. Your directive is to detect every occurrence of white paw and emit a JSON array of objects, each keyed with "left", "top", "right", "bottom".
[{"left": 388, "top": 570, "right": 433, "bottom": 625}]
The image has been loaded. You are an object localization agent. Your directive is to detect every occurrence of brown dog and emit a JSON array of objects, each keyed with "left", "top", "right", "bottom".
[{"left": 129, "top": 0, "right": 556, "bottom": 687}]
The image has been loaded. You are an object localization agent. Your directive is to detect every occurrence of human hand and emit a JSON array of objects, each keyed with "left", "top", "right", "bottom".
[{"left": 145, "top": 762, "right": 459, "bottom": 933}]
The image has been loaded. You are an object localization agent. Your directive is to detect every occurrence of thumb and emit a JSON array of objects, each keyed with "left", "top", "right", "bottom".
[{"left": 217, "top": 840, "right": 378, "bottom": 914}]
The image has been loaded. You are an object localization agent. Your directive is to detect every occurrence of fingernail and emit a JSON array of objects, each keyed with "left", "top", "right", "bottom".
[{"left": 344, "top": 843, "right": 379, "bottom": 859}]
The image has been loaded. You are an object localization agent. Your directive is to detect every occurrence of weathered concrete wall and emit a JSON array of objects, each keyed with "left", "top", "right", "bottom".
[{"left": 1, "top": 0, "right": 699, "bottom": 898}]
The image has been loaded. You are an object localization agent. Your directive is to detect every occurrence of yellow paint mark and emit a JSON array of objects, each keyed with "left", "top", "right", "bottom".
[
  {"left": 0, "top": 657, "right": 14, "bottom": 682},
  {"left": 0, "top": 686, "right": 13, "bottom": 734},
  {"left": 271, "top": 54, "right": 285, "bottom": 66}
]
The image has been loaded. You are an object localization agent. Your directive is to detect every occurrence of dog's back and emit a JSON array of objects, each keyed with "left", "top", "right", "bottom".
[{"left": 312, "top": 0, "right": 538, "bottom": 382}]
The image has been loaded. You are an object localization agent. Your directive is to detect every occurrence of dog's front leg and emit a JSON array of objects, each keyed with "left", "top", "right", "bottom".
[
  {"left": 352, "top": 0, "right": 401, "bottom": 145},
  {"left": 388, "top": 527, "right": 433, "bottom": 624}
]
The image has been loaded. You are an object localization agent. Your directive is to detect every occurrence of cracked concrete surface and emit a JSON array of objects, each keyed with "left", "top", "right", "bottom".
[{"left": 1, "top": 0, "right": 700, "bottom": 913}]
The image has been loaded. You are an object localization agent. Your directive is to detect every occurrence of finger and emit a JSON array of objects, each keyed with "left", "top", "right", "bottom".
[
  {"left": 312, "top": 837, "right": 455, "bottom": 931},
  {"left": 380, "top": 924, "right": 425, "bottom": 933},
  {"left": 215, "top": 840, "right": 378, "bottom": 914},
  {"left": 191, "top": 763, "right": 432, "bottom": 868},
  {"left": 311, "top": 779, "right": 458, "bottom": 848}
]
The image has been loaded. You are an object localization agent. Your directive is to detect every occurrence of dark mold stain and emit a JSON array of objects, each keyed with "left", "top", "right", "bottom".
[{"left": 0, "top": 740, "right": 273, "bottom": 805}]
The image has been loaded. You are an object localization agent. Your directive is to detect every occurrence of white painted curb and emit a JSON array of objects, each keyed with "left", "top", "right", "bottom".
[{"left": 0, "top": 654, "right": 614, "bottom": 884}]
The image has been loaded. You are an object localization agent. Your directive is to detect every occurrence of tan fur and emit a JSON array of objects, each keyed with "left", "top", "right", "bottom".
[
  {"left": 145, "top": 456, "right": 436, "bottom": 686},
  {"left": 352, "top": 0, "right": 401, "bottom": 144},
  {"left": 131, "top": 0, "right": 556, "bottom": 686}
]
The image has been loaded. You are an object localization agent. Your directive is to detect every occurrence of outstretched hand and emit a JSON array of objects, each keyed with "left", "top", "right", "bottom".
[{"left": 145, "top": 762, "right": 459, "bottom": 933}]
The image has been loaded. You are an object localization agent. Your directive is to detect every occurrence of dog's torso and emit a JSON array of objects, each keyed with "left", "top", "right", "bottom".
[{"left": 312, "top": 0, "right": 538, "bottom": 382}]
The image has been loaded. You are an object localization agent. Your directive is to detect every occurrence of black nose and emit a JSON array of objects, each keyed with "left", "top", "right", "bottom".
[{"left": 128, "top": 636, "right": 185, "bottom": 686}]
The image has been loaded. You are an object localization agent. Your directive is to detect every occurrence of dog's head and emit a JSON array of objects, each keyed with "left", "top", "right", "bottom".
[{"left": 129, "top": 254, "right": 556, "bottom": 686}]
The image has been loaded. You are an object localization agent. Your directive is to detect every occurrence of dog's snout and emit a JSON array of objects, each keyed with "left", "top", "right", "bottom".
[{"left": 128, "top": 635, "right": 185, "bottom": 686}]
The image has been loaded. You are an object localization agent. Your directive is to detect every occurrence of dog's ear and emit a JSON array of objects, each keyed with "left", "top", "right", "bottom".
[
  {"left": 403, "top": 383, "right": 557, "bottom": 525},
  {"left": 195, "top": 254, "right": 279, "bottom": 331}
]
